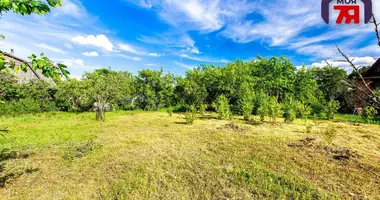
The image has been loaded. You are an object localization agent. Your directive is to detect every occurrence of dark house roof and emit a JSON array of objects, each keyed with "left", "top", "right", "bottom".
[{"left": 362, "top": 58, "right": 380, "bottom": 80}]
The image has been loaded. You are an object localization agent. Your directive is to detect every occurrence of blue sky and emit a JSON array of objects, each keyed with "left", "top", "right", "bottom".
[{"left": 1, "top": 0, "right": 380, "bottom": 78}]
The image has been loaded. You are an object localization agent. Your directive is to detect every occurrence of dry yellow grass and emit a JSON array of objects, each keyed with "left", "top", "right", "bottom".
[{"left": 0, "top": 111, "right": 379, "bottom": 199}]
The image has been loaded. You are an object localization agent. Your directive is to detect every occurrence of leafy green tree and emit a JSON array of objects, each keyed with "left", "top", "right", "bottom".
[
  {"left": 362, "top": 106, "right": 378, "bottom": 123},
  {"left": 0, "top": 69, "right": 20, "bottom": 102},
  {"left": 283, "top": 97, "right": 296, "bottom": 123},
  {"left": 326, "top": 100, "right": 340, "bottom": 119},
  {"left": 267, "top": 96, "right": 282, "bottom": 122},
  {"left": 311, "top": 66, "right": 347, "bottom": 100},
  {"left": 239, "top": 81, "right": 255, "bottom": 121},
  {"left": 185, "top": 105, "right": 197, "bottom": 125},
  {"left": 83, "top": 69, "right": 127, "bottom": 121},
  {"left": 255, "top": 90, "right": 268, "bottom": 122},
  {"left": 213, "top": 94, "right": 231, "bottom": 120},
  {"left": 294, "top": 100, "right": 311, "bottom": 123},
  {"left": 16, "top": 79, "right": 56, "bottom": 112},
  {"left": 55, "top": 78, "right": 88, "bottom": 112},
  {"left": 135, "top": 69, "right": 175, "bottom": 110}
]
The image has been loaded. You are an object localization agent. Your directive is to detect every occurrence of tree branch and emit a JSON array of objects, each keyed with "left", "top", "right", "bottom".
[
  {"left": 336, "top": 45, "right": 380, "bottom": 108},
  {"left": 371, "top": 14, "right": 380, "bottom": 47}
]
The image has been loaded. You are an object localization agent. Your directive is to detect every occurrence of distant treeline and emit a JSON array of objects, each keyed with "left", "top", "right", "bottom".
[{"left": 0, "top": 56, "right": 377, "bottom": 121}]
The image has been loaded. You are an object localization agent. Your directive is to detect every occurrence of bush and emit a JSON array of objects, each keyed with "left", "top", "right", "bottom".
[
  {"left": 185, "top": 105, "right": 197, "bottom": 125},
  {"left": 240, "top": 95, "right": 254, "bottom": 121},
  {"left": 199, "top": 104, "right": 208, "bottom": 117},
  {"left": 362, "top": 106, "right": 378, "bottom": 123},
  {"left": 267, "top": 96, "right": 282, "bottom": 122},
  {"left": 326, "top": 100, "right": 340, "bottom": 120},
  {"left": 0, "top": 98, "right": 41, "bottom": 116},
  {"left": 283, "top": 99, "right": 296, "bottom": 123},
  {"left": 167, "top": 106, "right": 173, "bottom": 117},
  {"left": 213, "top": 95, "right": 232, "bottom": 120}
]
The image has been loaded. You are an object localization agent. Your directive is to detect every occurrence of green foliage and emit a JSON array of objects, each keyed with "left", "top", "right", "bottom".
[
  {"left": 135, "top": 69, "right": 175, "bottom": 111},
  {"left": 0, "top": 1, "right": 67, "bottom": 80},
  {"left": 326, "top": 100, "right": 340, "bottom": 119},
  {"left": 213, "top": 94, "right": 231, "bottom": 120},
  {"left": 167, "top": 106, "right": 173, "bottom": 117},
  {"left": 185, "top": 105, "right": 197, "bottom": 125},
  {"left": 311, "top": 66, "right": 347, "bottom": 100},
  {"left": 283, "top": 98, "right": 296, "bottom": 123},
  {"left": 199, "top": 104, "right": 208, "bottom": 117},
  {"left": 0, "top": 98, "right": 40, "bottom": 116},
  {"left": 267, "top": 96, "right": 282, "bottom": 122},
  {"left": 55, "top": 78, "right": 90, "bottom": 112},
  {"left": 255, "top": 90, "right": 267, "bottom": 122},
  {"left": 239, "top": 81, "right": 255, "bottom": 121},
  {"left": 0, "top": 0, "right": 62, "bottom": 15},
  {"left": 0, "top": 52, "right": 69, "bottom": 81},
  {"left": 362, "top": 106, "right": 378, "bottom": 123},
  {"left": 84, "top": 69, "right": 129, "bottom": 121}
]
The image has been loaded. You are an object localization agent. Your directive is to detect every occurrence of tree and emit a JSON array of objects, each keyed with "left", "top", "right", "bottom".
[
  {"left": 362, "top": 106, "right": 378, "bottom": 123},
  {"left": 255, "top": 90, "right": 268, "bottom": 122},
  {"left": 55, "top": 78, "right": 88, "bottom": 112},
  {"left": 283, "top": 97, "right": 297, "bottom": 123},
  {"left": 20, "top": 79, "right": 56, "bottom": 112},
  {"left": 326, "top": 100, "right": 340, "bottom": 120},
  {"left": 135, "top": 69, "right": 175, "bottom": 110},
  {"left": 213, "top": 94, "right": 231, "bottom": 120},
  {"left": 311, "top": 66, "right": 347, "bottom": 100},
  {"left": 239, "top": 81, "right": 255, "bottom": 121},
  {"left": 0, "top": 1, "right": 69, "bottom": 80},
  {"left": 83, "top": 69, "right": 127, "bottom": 121},
  {"left": 267, "top": 96, "right": 282, "bottom": 122}
]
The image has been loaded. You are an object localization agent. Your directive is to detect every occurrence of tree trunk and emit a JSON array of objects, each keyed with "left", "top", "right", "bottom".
[{"left": 96, "top": 101, "right": 105, "bottom": 121}]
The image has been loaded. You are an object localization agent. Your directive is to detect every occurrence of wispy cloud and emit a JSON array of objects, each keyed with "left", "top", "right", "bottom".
[
  {"left": 82, "top": 51, "right": 99, "bottom": 57},
  {"left": 180, "top": 54, "right": 228, "bottom": 63},
  {"left": 34, "top": 43, "right": 66, "bottom": 54},
  {"left": 174, "top": 61, "right": 196, "bottom": 69}
]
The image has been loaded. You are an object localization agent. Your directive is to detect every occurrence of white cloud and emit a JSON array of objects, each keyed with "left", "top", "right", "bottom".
[
  {"left": 139, "top": 0, "right": 256, "bottom": 33},
  {"left": 183, "top": 46, "right": 201, "bottom": 54},
  {"left": 53, "top": 0, "right": 87, "bottom": 19},
  {"left": 174, "top": 61, "right": 195, "bottom": 69},
  {"left": 63, "top": 59, "right": 85, "bottom": 67},
  {"left": 72, "top": 35, "right": 114, "bottom": 51},
  {"left": 64, "top": 43, "right": 73, "bottom": 49},
  {"left": 117, "top": 54, "right": 142, "bottom": 61},
  {"left": 149, "top": 52, "right": 164, "bottom": 57},
  {"left": 145, "top": 63, "right": 158, "bottom": 66},
  {"left": 310, "top": 56, "right": 377, "bottom": 71},
  {"left": 119, "top": 43, "right": 143, "bottom": 55},
  {"left": 34, "top": 43, "right": 66, "bottom": 54},
  {"left": 180, "top": 54, "right": 228, "bottom": 63},
  {"left": 82, "top": 51, "right": 99, "bottom": 57}
]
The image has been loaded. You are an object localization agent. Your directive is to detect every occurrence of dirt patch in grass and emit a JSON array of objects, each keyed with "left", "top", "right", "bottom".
[
  {"left": 323, "top": 146, "right": 360, "bottom": 160},
  {"left": 288, "top": 137, "right": 316, "bottom": 148},
  {"left": 217, "top": 122, "right": 250, "bottom": 133}
]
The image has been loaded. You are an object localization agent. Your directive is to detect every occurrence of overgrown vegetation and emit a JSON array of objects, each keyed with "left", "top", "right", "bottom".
[{"left": 1, "top": 55, "right": 379, "bottom": 123}]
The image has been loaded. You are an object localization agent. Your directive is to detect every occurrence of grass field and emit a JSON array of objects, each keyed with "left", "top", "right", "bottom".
[{"left": 0, "top": 111, "right": 379, "bottom": 199}]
